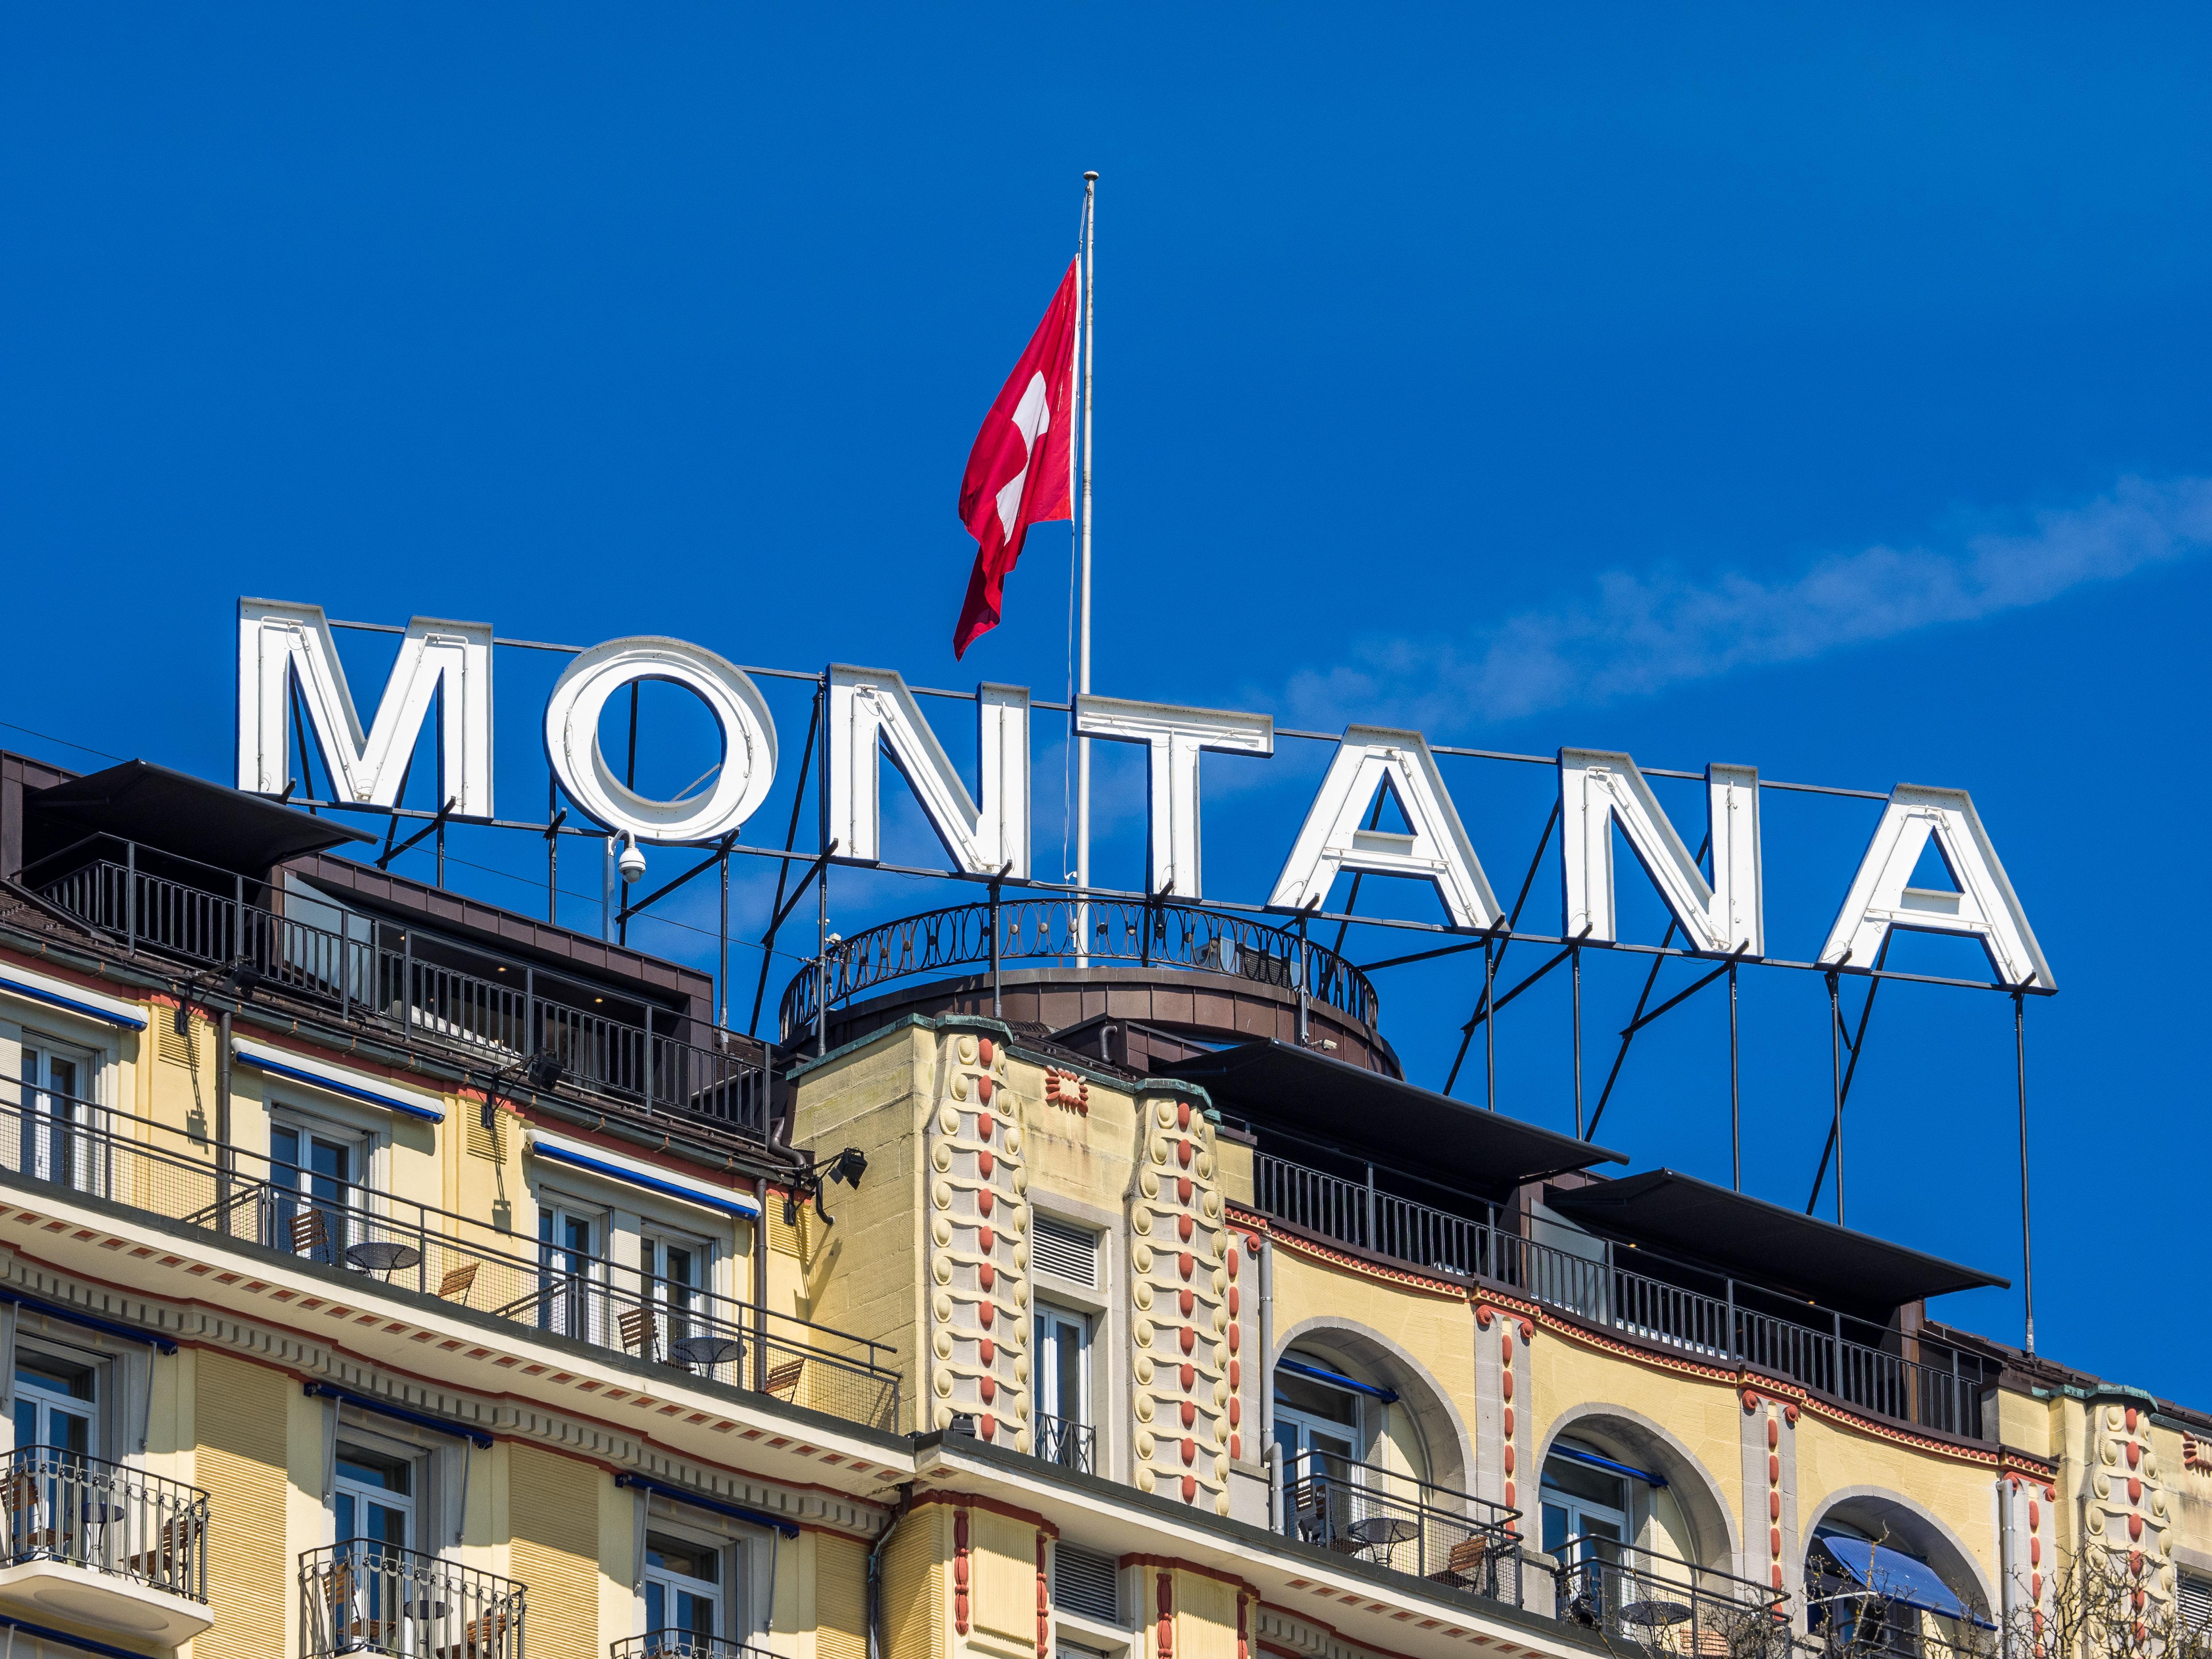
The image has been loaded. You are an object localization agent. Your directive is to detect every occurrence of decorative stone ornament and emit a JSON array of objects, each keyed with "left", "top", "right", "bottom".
[
  {"left": 1130, "top": 1096, "right": 1233, "bottom": 1513},
  {"left": 929, "top": 1033, "right": 1030, "bottom": 1448}
]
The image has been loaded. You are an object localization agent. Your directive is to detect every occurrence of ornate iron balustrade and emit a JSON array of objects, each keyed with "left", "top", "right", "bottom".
[
  {"left": 779, "top": 897, "right": 1379, "bottom": 1039},
  {"left": 1032, "top": 1413, "right": 1096, "bottom": 1475},
  {"left": 1252, "top": 1151, "right": 1993, "bottom": 1441},
  {"left": 31, "top": 843, "right": 768, "bottom": 1141},
  {"left": 612, "top": 1637, "right": 776, "bottom": 1659},
  {"left": 300, "top": 1542, "right": 525, "bottom": 1659},
  {"left": 0, "top": 1446, "right": 209, "bottom": 1602},
  {"left": 0, "top": 1077, "right": 903, "bottom": 1435},
  {"left": 1281, "top": 1454, "right": 1525, "bottom": 1607},
  {"left": 1552, "top": 1537, "right": 1783, "bottom": 1654}
]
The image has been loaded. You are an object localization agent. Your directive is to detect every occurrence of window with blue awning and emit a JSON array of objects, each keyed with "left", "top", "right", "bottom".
[{"left": 1815, "top": 1532, "right": 1993, "bottom": 1629}]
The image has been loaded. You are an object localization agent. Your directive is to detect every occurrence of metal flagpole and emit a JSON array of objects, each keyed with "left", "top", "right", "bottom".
[
  {"left": 2016, "top": 990, "right": 2035, "bottom": 1357},
  {"left": 1075, "top": 170, "right": 1097, "bottom": 968}
]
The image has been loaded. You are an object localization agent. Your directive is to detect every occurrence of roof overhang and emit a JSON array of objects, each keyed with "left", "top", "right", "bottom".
[
  {"left": 31, "top": 760, "right": 373, "bottom": 872},
  {"left": 1159, "top": 1040, "right": 1626, "bottom": 1192},
  {"left": 1544, "top": 1167, "right": 2008, "bottom": 1311}
]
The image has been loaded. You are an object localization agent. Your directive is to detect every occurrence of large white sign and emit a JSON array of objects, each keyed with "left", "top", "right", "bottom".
[{"left": 235, "top": 599, "right": 2054, "bottom": 989}]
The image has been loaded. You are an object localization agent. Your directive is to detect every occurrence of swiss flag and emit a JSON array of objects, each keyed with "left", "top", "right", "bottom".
[{"left": 953, "top": 259, "right": 1079, "bottom": 659}]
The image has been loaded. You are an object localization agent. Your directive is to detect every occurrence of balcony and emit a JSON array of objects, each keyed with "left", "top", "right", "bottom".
[
  {"left": 612, "top": 1639, "right": 773, "bottom": 1659},
  {"left": 1552, "top": 1538, "right": 1783, "bottom": 1652},
  {"left": 1254, "top": 1150, "right": 1995, "bottom": 1441},
  {"left": 0, "top": 1077, "right": 903, "bottom": 1435},
  {"left": 25, "top": 835, "right": 769, "bottom": 1144},
  {"left": 300, "top": 1543, "right": 524, "bottom": 1659},
  {"left": 1280, "top": 1455, "right": 1526, "bottom": 1608},
  {"left": 1031, "top": 1413, "right": 1096, "bottom": 1475},
  {"left": 778, "top": 896, "right": 1379, "bottom": 1041},
  {"left": 0, "top": 1448, "right": 211, "bottom": 1645}
]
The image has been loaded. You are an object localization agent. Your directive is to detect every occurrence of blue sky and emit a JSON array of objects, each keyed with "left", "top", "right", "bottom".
[{"left": 4, "top": 7, "right": 2207, "bottom": 1398}]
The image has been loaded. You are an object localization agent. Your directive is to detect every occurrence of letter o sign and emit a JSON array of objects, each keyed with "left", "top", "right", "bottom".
[{"left": 545, "top": 637, "right": 777, "bottom": 844}]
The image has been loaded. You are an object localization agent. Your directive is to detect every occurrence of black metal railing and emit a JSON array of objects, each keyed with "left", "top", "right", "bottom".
[
  {"left": 29, "top": 840, "right": 769, "bottom": 1141},
  {"left": 1251, "top": 1150, "right": 1993, "bottom": 1441},
  {"left": 612, "top": 1638, "right": 774, "bottom": 1659},
  {"left": 1552, "top": 1537, "right": 1783, "bottom": 1655},
  {"left": 778, "top": 897, "right": 1379, "bottom": 1039},
  {"left": 1032, "top": 1413, "right": 1096, "bottom": 1475},
  {"left": 300, "top": 1542, "right": 525, "bottom": 1659},
  {"left": 0, "top": 1447, "right": 208, "bottom": 1603},
  {"left": 1281, "top": 1454, "right": 1525, "bottom": 1606},
  {"left": 0, "top": 1076, "right": 903, "bottom": 1435}
]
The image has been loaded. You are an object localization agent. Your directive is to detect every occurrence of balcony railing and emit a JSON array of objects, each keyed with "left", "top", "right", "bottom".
[
  {"left": 1252, "top": 1150, "right": 1994, "bottom": 1441},
  {"left": 27, "top": 839, "right": 768, "bottom": 1143},
  {"left": 778, "top": 897, "right": 1379, "bottom": 1040},
  {"left": 1032, "top": 1413, "right": 1096, "bottom": 1475},
  {"left": 0, "top": 1076, "right": 903, "bottom": 1435},
  {"left": 1281, "top": 1454, "right": 1525, "bottom": 1607},
  {"left": 1552, "top": 1537, "right": 1784, "bottom": 1654},
  {"left": 612, "top": 1638, "right": 775, "bottom": 1659},
  {"left": 301, "top": 1542, "right": 524, "bottom": 1659},
  {"left": 0, "top": 1447, "right": 208, "bottom": 1602}
]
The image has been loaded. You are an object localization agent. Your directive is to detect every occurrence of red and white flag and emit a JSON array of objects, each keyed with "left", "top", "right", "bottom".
[{"left": 953, "top": 259, "right": 1079, "bottom": 659}]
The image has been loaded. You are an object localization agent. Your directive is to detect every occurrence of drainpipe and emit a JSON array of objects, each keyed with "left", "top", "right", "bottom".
[
  {"left": 865, "top": 1488, "right": 912, "bottom": 1659},
  {"left": 1260, "top": 1234, "right": 1277, "bottom": 1527},
  {"left": 215, "top": 1010, "right": 233, "bottom": 1201},
  {"left": 754, "top": 1175, "right": 770, "bottom": 1393}
]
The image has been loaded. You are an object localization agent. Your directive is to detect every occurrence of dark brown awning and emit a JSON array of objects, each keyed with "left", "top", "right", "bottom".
[
  {"left": 31, "top": 760, "right": 373, "bottom": 873},
  {"left": 1545, "top": 1168, "right": 2009, "bottom": 1311},
  {"left": 1159, "top": 1040, "right": 1626, "bottom": 1193}
]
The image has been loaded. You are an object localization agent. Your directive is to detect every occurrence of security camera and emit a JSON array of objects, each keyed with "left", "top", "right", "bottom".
[{"left": 617, "top": 837, "right": 647, "bottom": 885}]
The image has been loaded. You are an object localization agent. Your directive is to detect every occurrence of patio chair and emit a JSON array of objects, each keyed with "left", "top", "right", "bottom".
[
  {"left": 763, "top": 1357, "right": 805, "bottom": 1401},
  {"left": 618, "top": 1306, "right": 658, "bottom": 1363},
  {"left": 1432, "top": 1534, "right": 1491, "bottom": 1590},
  {"left": 290, "top": 1209, "right": 330, "bottom": 1257},
  {"left": 438, "top": 1262, "right": 480, "bottom": 1307}
]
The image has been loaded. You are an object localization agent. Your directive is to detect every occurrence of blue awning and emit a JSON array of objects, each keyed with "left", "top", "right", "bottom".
[
  {"left": 1547, "top": 1444, "right": 1666, "bottom": 1487},
  {"left": 1276, "top": 1357, "right": 1399, "bottom": 1403},
  {"left": 1818, "top": 1533, "right": 1991, "bottom": 1628}
]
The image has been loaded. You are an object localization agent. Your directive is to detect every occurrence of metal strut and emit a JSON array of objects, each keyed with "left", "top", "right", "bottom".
[
  {"left": 1442, "top": 800, "right": 1559, "bottom": 1096},
  {"left": 745, "top": 692, "right": 821, "bottom": 1037},
  {"left": 1804, "top": 936, "right": 1890, "bottom": 1214},
  {"left": 1580, "top": 833, "right": 1708, "bottom": 1143}
]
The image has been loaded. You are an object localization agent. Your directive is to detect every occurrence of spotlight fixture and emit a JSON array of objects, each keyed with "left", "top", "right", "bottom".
[
  {"left": 525, "top": 1050, "right": 564, "bottom": 1093},
  {"left": 826, "top": 1147, "right": 868, "bottom": 1189}
]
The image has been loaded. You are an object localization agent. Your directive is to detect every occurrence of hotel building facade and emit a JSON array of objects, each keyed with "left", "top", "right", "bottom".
[{"left": 0, "top": 748, "right": 2198, "bottom": 1659}]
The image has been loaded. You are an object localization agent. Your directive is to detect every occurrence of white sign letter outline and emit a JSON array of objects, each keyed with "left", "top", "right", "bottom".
[
  {"left": 1558, "top": 750, "right": 1763, "bottom": 956},
  {"left": 236, "top": 598, "right": 494, "bottom": 818},
  {"left": 544, "top": 637, "right": 778, "bottom": 845},
  {"left": 1819, "top": 784, "right": 2053, "bottom": 989},
  {"left": 1074, "top": 695, "right": 1273, "bottom": 899},
  {"left": 827, "top": 665, "right": 1029, "bottom": 879},
  {"left": 1269, "top": 726, "right": 1500, "bottom": 929}
]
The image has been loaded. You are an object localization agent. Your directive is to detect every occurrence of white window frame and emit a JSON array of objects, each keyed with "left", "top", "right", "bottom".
[
  {"left": 537, "top": 1189, "right": 612, "bottom": 1344},
  {"left": 15, "top": 1029, "right": 106, "bottom": 1198},
  {"left": 642, "top": 1525, "right": 727, "bottom": 1643}
]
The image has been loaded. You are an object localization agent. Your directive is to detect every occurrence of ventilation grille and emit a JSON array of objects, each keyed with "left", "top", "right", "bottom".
[
  {"left": 2181, "top": 1572, "right": 2212, "bottom": 1630},
  {"left": 1032, "top": 1215, "right": 1098, "bottom": 1287},
  {"left": 157, "top": 1014, "right": 200, "bottom": 1069},
  {"left": 1053, "top": 1542, "right": 1118, "bottom": 1624},
  {"left": 468, "top": 1107, "right": 506, "bottom": 1163}
]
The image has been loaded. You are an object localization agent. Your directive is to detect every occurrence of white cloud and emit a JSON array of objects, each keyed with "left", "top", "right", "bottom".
[{"left": 1282, "top": 476, "right": 2212, "bottom": 731}]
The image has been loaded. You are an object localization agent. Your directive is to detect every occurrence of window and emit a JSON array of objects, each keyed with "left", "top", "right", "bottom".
[
  {"left": 1272, "top": 1363, "right": 1360, "bottom": 1486},
  {"left": 1032, "top": 1216, "right": 1099, "bottom": 1287},
  {"left": 1034, "top": 1306, "right": 1092, "bottom": 1470},
  {"left": 644, "top": 1532, "right": 722, "bottom": 1644},
  {"left": 1052, "top": 1541, "right": 1119, "bottom": 1624},
  {"left": 273, "top": 1119, "right": 363, "bottom": 1267},
  {"left": 643, "top": 1229, "right": 710, "bottom": 1348},
  {"left": 538, "top": 1197, "right": 608, "bottom": 1341},
  {"left": 2181, "top": 1571, "right": 2212, "bottom": 1633},
  {"left": 333, "top": 1442, "right": 416, "bottom": 1553},
  {"left": 19, "top": 1037, "right": 98, "bottom": 1193},
  {"left": 1540, "top": 1445, "right": 1628, "bottom": 1567},
  {"left": 14, "top": 1351, "right": 98, "bottom": 1459}
]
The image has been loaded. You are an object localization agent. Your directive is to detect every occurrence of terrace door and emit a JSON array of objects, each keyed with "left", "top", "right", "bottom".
[
  {"left": 12, "top": 1353, "right": 98, "bottom": 1567},
  {"left": 539, "top": 1200, "right": 607, "bottom": 1344},
  {"left": 332, "top": 1444, "right": 416, "bottom": 1648},
  {"left": 19, "top": 1042, "right": 95, "bottom": 1194},
  {"left": 272, "top": 1122, "right": 355, "bottom": 1267}
]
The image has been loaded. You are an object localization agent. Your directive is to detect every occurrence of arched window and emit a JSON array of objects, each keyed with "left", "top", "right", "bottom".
[{"left": 1805, "top": 1505, "right": 1993, "bottom": 1659}]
